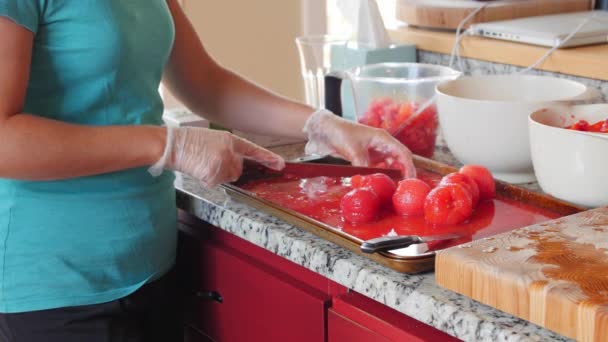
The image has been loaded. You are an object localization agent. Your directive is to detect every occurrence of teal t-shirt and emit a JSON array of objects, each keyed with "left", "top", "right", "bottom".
[{"left": 0, "top": 0, "right": 177, "bottom": 313}]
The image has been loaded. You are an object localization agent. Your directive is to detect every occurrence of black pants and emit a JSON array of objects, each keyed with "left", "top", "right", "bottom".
[{"left": 0, "top": 269, "right": 183, "bottom": 342}]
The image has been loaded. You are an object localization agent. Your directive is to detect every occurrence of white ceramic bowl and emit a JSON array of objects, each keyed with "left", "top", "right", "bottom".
[
  {"left": 436, "top": 75, "right": 593, "bottom": 183},
  {"left": 529, "top": 104, "right": 608, "bottom": 208}
]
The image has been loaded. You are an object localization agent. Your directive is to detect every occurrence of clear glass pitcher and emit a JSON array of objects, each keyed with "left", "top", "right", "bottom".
[
  {"left": 295, "top": 35, "right": 347, "bottom": 109},
  {"left": 326, "top": 63, "right": 461, "bottom": 158}
]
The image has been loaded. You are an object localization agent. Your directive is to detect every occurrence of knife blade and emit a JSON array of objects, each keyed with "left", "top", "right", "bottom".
[
  {"left": 282, "top": 162, "right": 402, "bottom": 179},
  {"left": 244, "top": 160, "right": 403, "bottom": 179},
  {"left": 360, "top": 233, "right": 461, "bottom": 254}
]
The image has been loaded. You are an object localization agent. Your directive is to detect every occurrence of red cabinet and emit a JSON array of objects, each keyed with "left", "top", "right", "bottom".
[
  {"left": 329, "top": 309, "right": 392, "bottom": 342},
  {"left": 177, "top": 211, "right": 459, "bottom": 342},
  {"left": 194, "top": 239, "right": 328, "bottom": 341},
  {"left": 178, "top": 212, "right": 332, "bottom": 342},
  {"left": 330, "top": 292, "right": 460, "bottom": 342}
]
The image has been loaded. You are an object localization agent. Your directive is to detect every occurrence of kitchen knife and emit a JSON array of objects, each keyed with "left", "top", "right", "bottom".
[
  {"left": 244, "top": 159, "right": 403, "bottom": 179},
  {"left": 360, "top": 233, "right": 461, "bottom": 254},
  {"left": 282, "top": 162, "right": 402, "bottom": 178}
]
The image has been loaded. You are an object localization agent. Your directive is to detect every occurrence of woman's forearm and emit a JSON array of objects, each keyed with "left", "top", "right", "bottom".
[
  {"left": 175, "top": 67, "right": 312, "bottom": 139},
  {"left": 0, "top": 114, "right": 165, "bottom": 180},
  {"left": 0, "top": 18, "right": 166, "bottom": 181},
  {"left": 163, "top": 0, "right": 312, "bottom": 139}
]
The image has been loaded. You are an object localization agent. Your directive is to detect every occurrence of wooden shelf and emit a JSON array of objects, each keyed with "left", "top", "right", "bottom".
[{"left": 389, "top": 26, "right": 608, "bottom": 81}]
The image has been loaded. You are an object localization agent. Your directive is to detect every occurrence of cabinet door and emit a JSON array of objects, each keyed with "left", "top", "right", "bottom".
[
  {"left": 328, "top": 309, "right": 391, "bottom": 342},
  {"left": 184, "top": 237, "right": 330, "bottom": 342}
]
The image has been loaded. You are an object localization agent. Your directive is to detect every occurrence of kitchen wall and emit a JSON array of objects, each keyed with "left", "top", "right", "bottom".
[{"left": 163, "top": 0, "right": 310, "bottom": 109}]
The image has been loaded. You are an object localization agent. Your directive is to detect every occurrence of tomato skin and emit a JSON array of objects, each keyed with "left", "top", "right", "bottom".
[
  {"left": 392, "top": 179, "right": 432, "bottom": 216},
  {"left": 340, "top": 188, "right": 381, "bottom": 224},
  {"left": 439, "top": 172, "right": 480, "bottom": 207},
  {"left": 350, "top": 173, "right": 397, "bottom": 205},
  {"left": 424, "top": 184, "right": 473, "bottom": 225},
  {"left": 459, "top": 165, "right": 496, "bottom": 201}
]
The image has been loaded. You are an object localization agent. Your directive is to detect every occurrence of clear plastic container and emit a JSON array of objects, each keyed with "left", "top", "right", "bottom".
[{"left": 328, "top": 63, "right": 461, "bottom": 158}]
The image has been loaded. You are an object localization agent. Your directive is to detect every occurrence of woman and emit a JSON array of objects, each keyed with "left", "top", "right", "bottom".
[{"left": 0, "top": 0, "right": 414, "bottom": 341}]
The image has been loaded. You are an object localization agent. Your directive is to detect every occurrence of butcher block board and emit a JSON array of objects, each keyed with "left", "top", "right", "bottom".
[
  {"left": 436, "top": 207, "right": 608, "bottom": 342},
  {"left": 396, "top": 0, "right": 592, "bottom": 30}
]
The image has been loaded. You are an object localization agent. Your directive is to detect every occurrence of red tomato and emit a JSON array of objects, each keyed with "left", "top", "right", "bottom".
[
  {"left": 588, "top": 119, "right": 608, "bottom": 133},
  {"left": 360, "top": 99, "right": 439, "bottom": 158},
  {"left": 601, "top": 119, "right": 608, "bottom": 133},
  {"left": 393, "top": 104, "right": 438, "bottom": 158},
  {"left": 340, "top": 188, "right": 381, "bottom": 224},
  {"left": 397, "top": 103, "right": 414, "bottom": 123},
  {"left": 459, "top": 165, "right": 496, "bottom": 201},
  {"left": 439, "top": 172, "right": 480, "bottom": 207},
  {"left": 392, "top": 179, "right": 432, "bottom": 216},
  {"left": 566, "top": 120, "right": 590, "bottom": 131},
  {"left": 350, "top": 175, "right": 364, "bottom": 188},
  {"left": 361, "top": 98, "right": 396, "bottom": 128},
  {"left": 350, "top": 173, "right": 397, "bottom": 205},
  {"left": 424, "top": 184, "right": 473, "bottom": 225},
  {"left": 360, "top": 113, "right": 382, "bottom": 128}
]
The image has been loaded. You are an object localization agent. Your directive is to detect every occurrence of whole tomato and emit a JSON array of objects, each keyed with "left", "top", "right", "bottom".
[
  {"left": 341, "top": 188, "right": 381, "bottom": 224},
  {"left": 351, "top": 173, "right": 397, "bottom": 205},
  {"left": 392, "top": 179, "right": 432, "bottom": 216},
  {"left": 439, "top": 172, "right": 480, "bottom": 207},
  {"left": 424, "top": 184, "right": 473, "bottom": 225},
  {"left": 459, "top": 165, "right": 496, "bottom": 201}
]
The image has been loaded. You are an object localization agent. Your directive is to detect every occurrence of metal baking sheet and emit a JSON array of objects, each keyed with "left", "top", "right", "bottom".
[{"left": 223, "top": 155, "right": 584, "bottom": 273}]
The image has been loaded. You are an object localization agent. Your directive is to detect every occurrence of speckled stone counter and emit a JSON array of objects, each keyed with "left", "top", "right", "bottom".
[{"left": 175, "top": 144, "right": 571, "bottom": 342}]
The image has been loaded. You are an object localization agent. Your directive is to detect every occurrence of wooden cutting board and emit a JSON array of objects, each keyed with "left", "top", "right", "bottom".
[
  {"left": 436, "top": 207, "right": 608, "bottom": 341},
  {"left": 396, "top": 0, "right": 593, "bottom": 30}
]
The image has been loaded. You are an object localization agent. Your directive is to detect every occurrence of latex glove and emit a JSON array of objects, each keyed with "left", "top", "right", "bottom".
[
  {"left": 303, "top": 109, "right": 416, "bottom": 178},
  {"left": 149, "top": 127, "right": 285, "bottom": 187}
]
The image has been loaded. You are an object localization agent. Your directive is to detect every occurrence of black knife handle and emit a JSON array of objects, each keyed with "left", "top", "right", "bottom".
[{"left": 360, "top": 236, "right": 423, "bottom": 254}]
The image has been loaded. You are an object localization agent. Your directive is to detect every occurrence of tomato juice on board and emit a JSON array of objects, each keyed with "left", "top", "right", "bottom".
[{"left": 240, "top": 169, "right": 560, "bottom": 252}]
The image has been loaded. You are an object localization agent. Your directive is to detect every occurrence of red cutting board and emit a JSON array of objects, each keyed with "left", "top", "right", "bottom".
[{"left": 436, "top": 207, "right": 608, "bottom": 342}]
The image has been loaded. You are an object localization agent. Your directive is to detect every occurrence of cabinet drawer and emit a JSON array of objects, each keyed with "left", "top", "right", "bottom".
[
  {"left": 332, "top": 292, "right": 460, "bottom": 342},
  {"left": 186, "top": 238, "right": 330, "bottom": 342},
  {"left": 328, "top": 309, "right": 391, "bottom": 342}
]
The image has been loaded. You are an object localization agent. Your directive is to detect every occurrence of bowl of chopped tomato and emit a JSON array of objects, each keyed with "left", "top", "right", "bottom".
[{"left": 529, "top": 104, "right": 608, "bottom": 208}]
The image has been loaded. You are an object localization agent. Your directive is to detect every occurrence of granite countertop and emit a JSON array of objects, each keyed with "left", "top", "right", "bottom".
[{"left": 175, "top": 144, "right": 569, "bottom": 342}]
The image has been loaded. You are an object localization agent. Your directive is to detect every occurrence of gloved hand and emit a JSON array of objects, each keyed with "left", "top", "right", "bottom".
[
  {"left": 149, "top": 127, "right": 285, "bottom": 187},
  {"left": 303, "top": 109, "right": 416, "bottom": 178}
]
